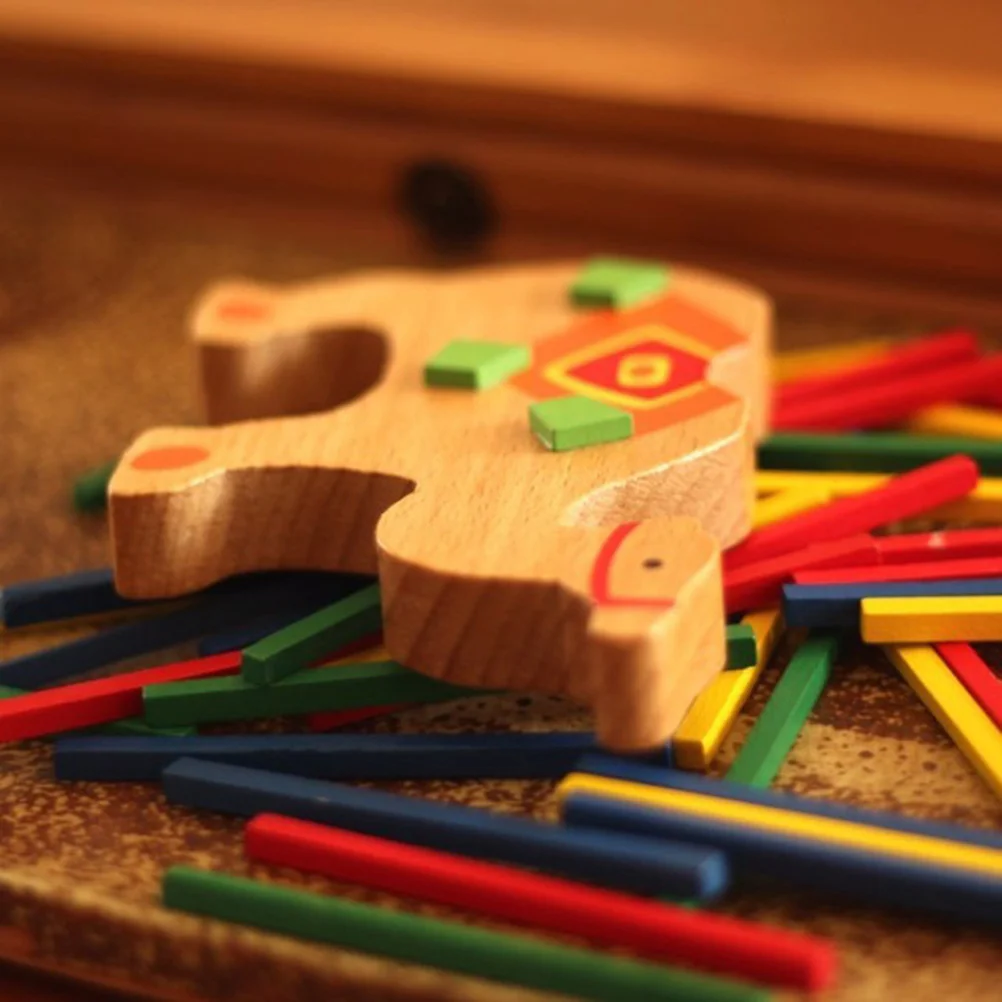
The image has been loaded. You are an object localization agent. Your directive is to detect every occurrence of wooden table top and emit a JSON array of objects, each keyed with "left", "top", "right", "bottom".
[{"left": 0, "top": 172, "right": 999, "bottom": 1002}]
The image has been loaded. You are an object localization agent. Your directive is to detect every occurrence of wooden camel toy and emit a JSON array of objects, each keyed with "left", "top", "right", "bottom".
[{"left": 109, "top": 260, "right": 772, "bottom": 750}]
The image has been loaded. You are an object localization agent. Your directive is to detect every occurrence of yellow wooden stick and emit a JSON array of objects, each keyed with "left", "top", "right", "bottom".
[
  {"left": 556, "top": 772, "right": 1002, "bottom": 875},
  {"left": 883, "top": 644, "right": 1002, "bottom": 800},
  {"left": 862, "top": 596, "right": 1002, "bottom": 644},
  {"left": 771, "top": 338, "right": 895, "bottom": 384},
  {"left": 752, "top": 488, "right": 831, "bottom": 529},
  {"left": 672, "top": 608, "right": 784, "bottom": 770},
  {"left": 905, "top": 404, "right": 1002, "bottom": 440},
  {"left": 755, "top": 470, "right": 1002, "bottom": 523}
]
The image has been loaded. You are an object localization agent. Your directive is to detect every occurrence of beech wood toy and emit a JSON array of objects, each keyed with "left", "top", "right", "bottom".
[{"left": 108, "top": 261, "right": 771, "bottom": 750}]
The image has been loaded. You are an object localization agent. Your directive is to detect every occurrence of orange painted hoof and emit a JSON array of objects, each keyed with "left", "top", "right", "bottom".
[{"left": 130, "top": 446, "right": 210, "bottom": 471}]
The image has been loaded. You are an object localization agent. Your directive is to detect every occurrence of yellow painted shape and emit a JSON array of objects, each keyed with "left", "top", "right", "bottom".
[
  {"left": 862, "top": 596, "right": 1002, "bottom": 644},
  {"left": 906, "top": 404, "right": 1002, "bottom": 441},
  {"left": 556, "top": 772, "right": 1002, "bottom": 876},
  {"left": 617, "top": 353, "right": 671, "bottom": 389},
  {"left": 771, "top": 338, "right": 895, "bottom": 384},
  {"left": 752, "top": 488, "right": 831, "bottom": 529},
  {"left": 755, "top": 470, "right": 1002, "bottom": 523},
  {"left": 884, "top": 644, "right": 1002, "bottom": 800},
  {"left": 672, "top": 608, "right": 784, "bottom": 770}
]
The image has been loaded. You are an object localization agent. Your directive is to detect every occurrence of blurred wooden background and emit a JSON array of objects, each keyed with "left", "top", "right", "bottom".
[{"left": 2, "top": 2, "right": 1002, "bottom": 323}]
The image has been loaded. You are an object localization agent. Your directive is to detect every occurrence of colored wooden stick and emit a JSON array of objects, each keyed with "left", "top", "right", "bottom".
[
  {"left": 796, "top": 556, "right": 1002, "bottom": 587},
  {"left": 782, "top": 578, "right": 1002, "bottom": 630},
  {"left": 862, "top": 597, "right": 1002, "bottom": 644},
  {"left": 724, "top": 535, "right": 878, "bottom": 613},
  {"left": 756, "top": 469, "right": 1002, "bottom": 523},
  {"left": 54, "top": 731, "right": 600, "bottom": 782},
  {"left": 674, "top": 610, "right": 785, "bottom": 771},
  {"left": 775, "top": 331, "right": 978, "bottom": 409},
  {"left": 725, "top": 633, "right": 838, "bottom": 787},
  {"left": 572, "top": 754, "right": 1002, "bottom": 849},
  {"left": 935, "top": 643, "right": 1002, "bottom": 730},
  {"left": 163, "top": 867, "right": 763, "bottom": 1002},
  {"left": 1, "top": 567, "right": 141, "bottom": 629},
  {"left": 306, "top": 703, "right": 411, "bottom": 732},
  {"left": 144, "top": 661, "right": 477, "bottom": 728},
  {"left": 0, "top": 653, "right": 240, "bottom": 742},
  {"left": 771, "top": 338, "right": 894, "bottom": 384},
  {"left": 557, "top": 775, "right": 1002, "bottom": 924},
  {"left": 751, "top": 488, "right": 831, "bottom": 530},
  {"left": 773, "top": 354, "right": 1002, "bottom": 431},
  {"left": 905, "top": 404, "right": 1002, "bottom": 441},
  {"left": 241, "top": 582, "right": 382, "bottom": 684},
  {"left": 0, "top": 683, "right": 193, "bottom": 739},
  {"left": 727, "top": 456, "right": 978, "bottom": 569},
  {"left": 72, "top": 460, "right": 117, "bottom": 512},
  {"left": 245, "top": 814, "right": 835, "bottom": 991},
  {"left": 875, "top": 528, "right": 1002, "bottom": 564},
  {"left": 725, "top": 624, "right": 758, "bottom": 669},
  {"left": 0, "top": 574, "right": 354, "bottom": 690},
  {"left": 883, "top": 644, "right": 1002, "bottom": 800},
  {"left": 759, "top": 432, "right": 1002, "bottom": 475},
  {"left": 162, "top": 758, "right": 727, "bottom": 900}
]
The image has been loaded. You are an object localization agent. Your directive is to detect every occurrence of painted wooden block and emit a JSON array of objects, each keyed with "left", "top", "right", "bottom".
[{"left": 107, "top": 262, "right": 772, "bottom": 750}]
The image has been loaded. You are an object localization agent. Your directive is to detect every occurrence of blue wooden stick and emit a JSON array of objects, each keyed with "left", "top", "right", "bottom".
[
  {"left": 574, "top": 754, "right": 1002, "bottom": 849},
  {"left": 197, "top": 605, "right": 344, "bottom": 657},
  {"left": 782, "top": 577, "right": 1002, "bottom": 629},
  {"left": 561, "top": 791, "right": 1002, "bottom": 925},
  {"left": 1, "top": 567, "right": 140, "bottom": 628},
  {"left": 162, "top": 758, "right": 727, "bottom": 900},
  {"left": 0, "top": 574, "right": 364, "bottom": 690},
  {"left": 55, "top": 731, "right": 600, "bottom": 782}
]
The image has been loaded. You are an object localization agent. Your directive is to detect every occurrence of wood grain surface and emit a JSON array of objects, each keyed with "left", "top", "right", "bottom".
[{"left": 0, "top": 177, "right": 1000, "bottom": 1001}]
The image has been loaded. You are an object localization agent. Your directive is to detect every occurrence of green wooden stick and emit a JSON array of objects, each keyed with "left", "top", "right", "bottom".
[
  {"left": 72, "top": 460, "right": 118, "bottom": 512},
  {"left": 241, "top": 583, "right": 382, "bottom": 685},
  {"left": 144, "top": 660, "right": 476, "bottom": 727},
  {"left": 725, "top": 624, "right": 757, "bottom": 670},
  {"left": 758, "top": 432, "right": 1002, "bottom": 474},
  {"left": 726, "top": 633, "right": 839, "bottom": 788},
  {"left": 163, "top": 867, "right": 765, "bottom": 1002}
]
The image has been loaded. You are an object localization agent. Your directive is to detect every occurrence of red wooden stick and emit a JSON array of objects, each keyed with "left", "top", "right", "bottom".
[
  {"left": 725, "top": 535, "right": 879, "bottom": 613},
  {"left": 876, "top": 528, "right": 1002, "bottom": 564},
  {"left": 775, "top": 331, "right": 979, "bottom": 408},
  {"left": 726, "top": 456, "right": 978, "bottom": 569},
  {"left": 935, "top": 643, "right": 1002, "bottom": 729},
  {"left": 0, "top": 652, "right": 241, "bottom": 741},
  {"left": 774, "top": 354, "right": 1002, "bottom": 431},
  {"left": 794, "top": 555, "right": 1002, "bottom": 587},
  {"left": 306, "top": 703, "right": 411, "bottom": 732},
  {"left": 245, "top": 814, "right": 837, "bottom": 992}
]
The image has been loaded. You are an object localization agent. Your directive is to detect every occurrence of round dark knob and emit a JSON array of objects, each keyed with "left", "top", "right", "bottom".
[{"left": 399, "top": 160, "right": 497, "bottom": 252}]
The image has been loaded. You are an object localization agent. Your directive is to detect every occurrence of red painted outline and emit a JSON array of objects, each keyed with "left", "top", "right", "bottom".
[{"left": 590, "top": 522, "right": 675, "bottom": 609}]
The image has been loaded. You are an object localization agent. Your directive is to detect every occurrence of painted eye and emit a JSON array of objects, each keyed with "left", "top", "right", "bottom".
[{"left": 642, "top": 558, "right": 663, "bottom": 570}]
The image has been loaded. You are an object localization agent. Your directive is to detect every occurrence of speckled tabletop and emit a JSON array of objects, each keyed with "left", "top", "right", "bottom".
[{"left": 0, "top": 180, "right": 1000, "bottom": 1002}]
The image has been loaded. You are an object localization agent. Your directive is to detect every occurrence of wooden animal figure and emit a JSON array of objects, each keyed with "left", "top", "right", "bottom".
[{"left": 109, "top": 261, "right": 771, "bottom": 750}]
